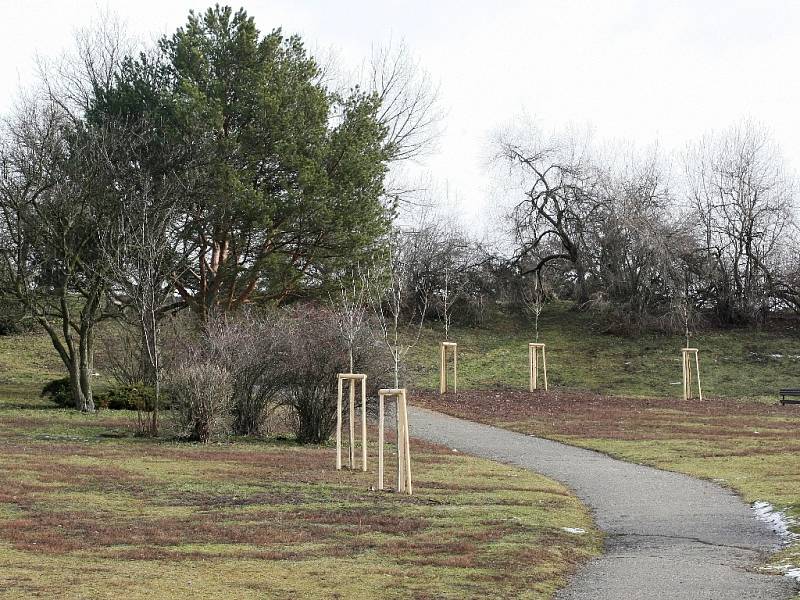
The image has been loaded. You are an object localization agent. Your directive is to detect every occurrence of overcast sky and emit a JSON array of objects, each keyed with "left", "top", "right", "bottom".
[{"left": 2, "top": 0, "right": 798, "bottom": 231}]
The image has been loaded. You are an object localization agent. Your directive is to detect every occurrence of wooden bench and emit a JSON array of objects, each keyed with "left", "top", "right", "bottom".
[{"left": 779, "top": 389, "right": 800, "bottom": 405}]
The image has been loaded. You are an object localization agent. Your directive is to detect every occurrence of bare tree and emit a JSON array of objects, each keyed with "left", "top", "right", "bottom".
[
  {"left": 522, "top": 278, "right": 545, "bottom": 342},
  {"left": 367, "top": 39, "right": 442, "bottom": 163},
  {"left": 371, "top": 230, "right": 428, "bottom": 388},
  {"left": 96, "top": 127, "right": 188, "bottom": 434},
  {"left": 330, "top": 268, "right": 371, "bottom": 373},
  {"left": 36, "top": 10, "right": 135, "bottom": 121},
  {"left": 364, "top": 40, "right": 443, "bottom": 214},
  {"left": 441, "top": 266, "right": 453, "bottom": 341},
  {"left": 684, "top": 120, "right": 795, "bottom": 323},
  {"left": 495, "top": 125, "right": 603, "bottom": 305},
  {"left": 0, "top": 97, "right": 112, "bottom": 411}
]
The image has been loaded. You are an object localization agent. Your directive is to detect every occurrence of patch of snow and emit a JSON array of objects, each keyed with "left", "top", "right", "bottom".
[
  {"left": 770, "top": 354, "right": 785, "bottom": 359},
  {"left": 561, "top": 527, "right": 586, "bottom": 535},
  {"left": 752, "top": 501, "right": 797, "bottom": 542},
  {"left": 784, "top": 567, "right": 800, "bottom": 584},
  {"left": 669, "top": 381, "right": 682, "bottom": 385}
]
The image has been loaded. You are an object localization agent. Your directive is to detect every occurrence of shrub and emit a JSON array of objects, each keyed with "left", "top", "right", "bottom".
[
  {"left": 168, "top": 362, "right": 233, "bottom": 443},
  {"left": 0, "top": 300, "right": 29, "bottom": 336},
  {"left": 41, "top": 378, "right": 72, "bottom": 407},
  {"left": 95, "top": 385, "right": 171, "bottom": 411},
  {"left": 204, "top": 310, "right": 292, "bottom": 437},
  {"left": 280, "top": 306, "right": 391, "bottom": 444},
  {"left": 280, "top": 308, "right": 345, "bottom": 443}
]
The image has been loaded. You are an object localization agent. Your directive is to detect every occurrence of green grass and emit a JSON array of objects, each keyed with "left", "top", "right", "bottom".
[
  {"left": 0, "top": 331, "right": 600, "bottom": 599},
  {"left": 407, "top": 302, "right": 800, "bottom": 400}
]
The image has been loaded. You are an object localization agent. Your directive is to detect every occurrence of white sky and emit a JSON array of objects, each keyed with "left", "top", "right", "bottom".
[{"left": 2, "top": 0, "right": 799, "bottom": 233}]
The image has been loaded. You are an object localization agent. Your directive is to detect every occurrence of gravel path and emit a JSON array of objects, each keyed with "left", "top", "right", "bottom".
[{"left": 408, "top": 405, "right": 797, "bottom": 600}]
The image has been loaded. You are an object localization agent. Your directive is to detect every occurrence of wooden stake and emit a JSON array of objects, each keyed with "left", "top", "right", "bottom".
[
  {"left": 401, "top": 390, "right": 412, "bottom": 494},
  {"left": 682, "top": 350, "right": 687, "bottom": 400},
  {"left": 439, "top": 342, "right": 458, "bottom": 395},
  {"left": 336, "top": 373, "right": 367, "bottom": 471},
  {"left": 694, "top": 350, "right": 703, "bottom": 401},
  {"left": 529, "top": 345, "right": 534, "bottom": 392},
  {"left": 361, "top": 378, "right": 367, "bottom": 472},
  {"left": 396, "top": 394, "right": 405, "bottom": 493},
  {"left": 378, "top": 391, "right": 384, "bottom": 490},
  {"left": 681, "top": 348, "right": 702, "bottom": 400},
  {"left": 336, "top": 376, "right": 343, "bottom": 470},
  {"left": 377, "top": 388, "right": 412, "bottom": 495},
  {"left": 529, "top": 343, "right": 548, "bottom": 391},
  {"left": 453, "top": 346, "right": 458, "bottom": 393},
  {"left": 348, "top": 379, "right": 355, "bottom": 469},
  {"left": 542, "top": 346, "right": 548, "bottom": 391},
  {"left": 439, "top": 342, "right": 446, "bottom": 394}
]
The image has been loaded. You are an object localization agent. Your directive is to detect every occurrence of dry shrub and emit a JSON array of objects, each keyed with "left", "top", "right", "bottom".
[
  {"left": 280, "top": 305, "right": 391, "bottom": 444},
  {"left": 204, "top": 310, "right": 292, "bottom": 436},
  {"left": 168, "top": 362, "right": 233, "bottom": 443},
  {"left": 160, "top": 306, "right": 390, "bottom": 444}
]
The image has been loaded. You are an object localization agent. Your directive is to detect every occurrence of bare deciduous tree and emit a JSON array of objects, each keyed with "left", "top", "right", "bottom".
[
  {"left": 685, "top": 120, "right": 796, "bottom": 324},
  {"left": 367, "top": 39, "right": 442, "bottom": 163},
  {"left": 522, "top": 278, "right": 545, "bottom": 342},
  {"left": 96, "top": 126, "right": 189, "bottom": 434},
  {"left": 330, "top": 268, "right": 371, "bottom": 373},
  {"left": 495, "top": 125, "right": 603, "bottom": 305},
  {"left": 0, "top": 98, "right": 112, "bottom": 411},
  {"left": 371, "top": 231, "right": 428, "bottom": 388}
]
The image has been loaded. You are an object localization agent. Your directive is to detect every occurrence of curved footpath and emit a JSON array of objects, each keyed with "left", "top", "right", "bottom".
[{"left": 408, "top": 406, "right": 798, "bottom": 600}]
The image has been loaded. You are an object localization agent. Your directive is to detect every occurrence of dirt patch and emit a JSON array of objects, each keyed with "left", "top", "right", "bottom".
[{"left": 413, "top": 389, "right": 800, "bottom": 443}]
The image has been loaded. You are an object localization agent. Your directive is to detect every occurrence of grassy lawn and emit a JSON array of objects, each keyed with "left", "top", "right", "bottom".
[
  {"left": 408, "top": 302, "right": 800, "bottom": 401},
  {"left": 0, "top": 334, "right": 599, "bottom": 599}
]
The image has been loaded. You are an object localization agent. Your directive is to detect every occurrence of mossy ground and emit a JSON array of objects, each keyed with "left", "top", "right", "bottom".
[{"left": 0, "top": 333, "right": 599, "bottom": 599}]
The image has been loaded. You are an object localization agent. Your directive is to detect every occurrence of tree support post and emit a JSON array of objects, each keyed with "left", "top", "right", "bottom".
[
  {"left": 439, "top": 342, "right": 458, "bottom": 394},
  {"left": 377, "top": 388, "right": 412, "bottom": 495},
  {"left": 336, "top": 374, "right": 368, "bottom": 471},
  {"left": 681, "top": 348, "right": 702, "bottom": 401},
  {"left": 528, "top": 343, "right": 548, "bottom": 391}
]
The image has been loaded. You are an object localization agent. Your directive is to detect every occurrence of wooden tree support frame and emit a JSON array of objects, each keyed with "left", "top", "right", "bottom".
[
  {"left": 681, "top": 348, "right": 703, "bottom": 401},
  {"left": 439, "top": 342, "right": 458, "bottom": 394},
  {"left": 528, "top": 343, "right": 548, "bottom": 391},
  {"left": 377, "top": 388, "right": 412, "bottom": 495},
  {"left": 336, "top": 374, "right": 367, "bottom": 471}
]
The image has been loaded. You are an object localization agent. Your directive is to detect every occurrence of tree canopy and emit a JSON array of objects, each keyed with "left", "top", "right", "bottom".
[{"left": 93, "top": 5, "right": 392, "bottom": 316}]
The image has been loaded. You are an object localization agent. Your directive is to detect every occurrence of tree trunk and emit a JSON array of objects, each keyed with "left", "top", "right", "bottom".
[{"left": 79, "top": 328, "right": 95, "bottom": 412}]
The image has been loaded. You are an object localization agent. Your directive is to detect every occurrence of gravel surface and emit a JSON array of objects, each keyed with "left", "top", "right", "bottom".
[{"left": 408, "top": 405, "right": 798, "bottom": 600}]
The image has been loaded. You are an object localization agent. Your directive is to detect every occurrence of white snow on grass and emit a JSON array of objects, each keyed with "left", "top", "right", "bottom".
[
  {"left": 561, "top": 527, "right": 586, "bottom": 535},
  {"left": 785, "top": 566, "right": 800, "bottom": 584},
  {"left": 752, "top": 501, "right": 797, "bottom": 542},
  {"left": 753, "top": 501, "right": 800, "bottom": 585}
]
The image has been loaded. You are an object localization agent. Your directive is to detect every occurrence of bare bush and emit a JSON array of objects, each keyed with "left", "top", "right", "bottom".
[
  {"left": 204, "top": 310, "right": 291, "bottom": 437},
  {"left": 280, "top": 305, "right": 390, "bottom": 444},
  {"left": 279, "top": 306, "right": 347, "bottom": 444},
  {"left": 168, "top": 362, "right": 233, "bottom": 443}
]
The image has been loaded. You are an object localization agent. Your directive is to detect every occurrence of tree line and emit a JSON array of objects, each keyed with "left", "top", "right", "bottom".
[{"left": 491, "top": 121, "right": 798, "bottom": 333}]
